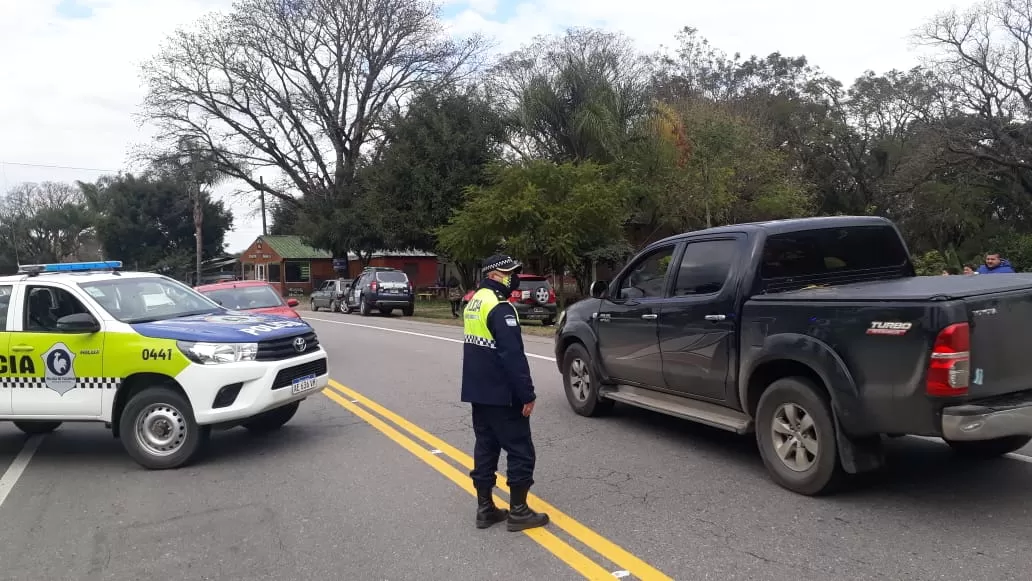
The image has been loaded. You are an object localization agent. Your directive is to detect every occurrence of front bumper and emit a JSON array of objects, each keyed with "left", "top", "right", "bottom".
[
  {"left": 941, "top": 395, "right": 1032, "bottom": 441},
  {"left": 178, "top": 347, "right": 330, "bottom": 425}
]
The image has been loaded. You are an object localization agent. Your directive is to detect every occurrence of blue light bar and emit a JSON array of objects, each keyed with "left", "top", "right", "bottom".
[{"left": 18, "top": 261, "right": 123, "bottom": 274}]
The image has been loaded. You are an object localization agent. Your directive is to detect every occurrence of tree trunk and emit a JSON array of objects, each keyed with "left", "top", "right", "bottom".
[{"left": 194, "top": 183, "right": 203, "bottom": 286}]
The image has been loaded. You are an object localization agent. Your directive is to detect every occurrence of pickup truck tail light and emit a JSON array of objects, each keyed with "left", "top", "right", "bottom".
[{"left": 926, "top": 322, "right": 970, "bottom": 397}]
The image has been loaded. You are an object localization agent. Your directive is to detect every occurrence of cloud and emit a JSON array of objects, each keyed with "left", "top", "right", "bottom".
[{"left": 0, "top": 0, "right": 979, "bottom": 254}]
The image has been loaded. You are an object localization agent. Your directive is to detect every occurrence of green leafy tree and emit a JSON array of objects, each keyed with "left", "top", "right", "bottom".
[
  {"left": 490, "top": 27, "right": 655, "bottom": 164},
  {"left": 360, "top": 87, "right": 506, "bottom": 253},
  {"left": 437, "top": 160, "right": 630, "bottom": 295},
  {"left": 80, "top": 174, "right": 233, "bottom": 280},
  {"left": 0, "top": 182, "right": 100, "bottom": 273}
]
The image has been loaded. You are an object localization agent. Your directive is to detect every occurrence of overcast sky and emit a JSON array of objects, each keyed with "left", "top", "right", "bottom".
[{"left": 0, "top": 0, "right": 978, "bottom": 254}]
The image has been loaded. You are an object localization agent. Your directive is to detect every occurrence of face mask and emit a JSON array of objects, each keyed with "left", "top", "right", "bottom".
[{"left": 501, "top": 274, "right": 519, "bottom": 292}]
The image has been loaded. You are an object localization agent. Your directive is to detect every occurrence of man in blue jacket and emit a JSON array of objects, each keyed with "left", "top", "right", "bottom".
[
  {"left": 461, "top": 254, "right": 549, "bottom": 532},
  {"left": 977, "top": 252, "right": 1016, "bottom": 274}
]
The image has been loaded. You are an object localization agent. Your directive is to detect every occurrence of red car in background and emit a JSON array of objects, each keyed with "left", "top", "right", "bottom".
[
  {"left": 194, "top": 280, "right": 302, "bottom": 319},
  {"left": 460, "top": 273, "right": 558, "bottom": 325}
]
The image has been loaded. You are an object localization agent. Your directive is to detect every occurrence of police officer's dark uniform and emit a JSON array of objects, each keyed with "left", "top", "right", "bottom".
[{"left": 461, "top": 254, "right": 549, "bottom": 532}]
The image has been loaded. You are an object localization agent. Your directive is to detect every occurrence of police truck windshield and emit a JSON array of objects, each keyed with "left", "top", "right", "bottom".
[{"left": 78, "top": 277, "right": 222, "bottom": 323}]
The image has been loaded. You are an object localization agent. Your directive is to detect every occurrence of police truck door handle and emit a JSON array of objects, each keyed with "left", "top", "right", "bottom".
[
  {"left": 11, "top": 345, "right": 33, "bottom": 352},
  {"left": 641, "top": 313, "right": 658, "bottom": 320},
  {"left": 704, "top": 314, "right": 726, "bottom": 321}
]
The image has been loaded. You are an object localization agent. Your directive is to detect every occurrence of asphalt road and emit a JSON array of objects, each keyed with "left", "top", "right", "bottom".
[{"left": 2, "top": 312, "right": 1032, "bottom": 580}]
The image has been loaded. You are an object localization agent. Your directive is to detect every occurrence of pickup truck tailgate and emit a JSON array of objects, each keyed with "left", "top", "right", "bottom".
[{"left": 965, "top": 290, "right": 1032, "bottom": 398}]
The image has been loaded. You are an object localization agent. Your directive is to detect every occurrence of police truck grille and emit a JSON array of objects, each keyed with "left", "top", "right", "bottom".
[
  {"left": 256, "top": 332, "right": 320, "bottom": 361},
  {"left": 271, "top": 359, "right": 328, "bottom": 389}
]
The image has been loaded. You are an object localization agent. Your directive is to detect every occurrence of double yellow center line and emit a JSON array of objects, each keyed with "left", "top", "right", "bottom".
[{"left": 321, "top": 379, "right": 673, "bottom": 581}]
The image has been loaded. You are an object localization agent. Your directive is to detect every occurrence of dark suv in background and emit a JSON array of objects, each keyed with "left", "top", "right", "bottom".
[
  {"left": 461, "top": 273, "right": 559, "bottom": 325},
  {"left": 343, "top": 266, "right": 415, "bottom": 316}
]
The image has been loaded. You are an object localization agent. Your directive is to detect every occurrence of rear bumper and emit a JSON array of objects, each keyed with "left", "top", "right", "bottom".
[
  {"left": 513, "top": 303, "right": 557, "bottom": 320},
  {"left": 372, "top": 298, "right": 412, "bottom": 307},
  {"left": 942, "top": 398, "right": 1032, "bottom": 441}
]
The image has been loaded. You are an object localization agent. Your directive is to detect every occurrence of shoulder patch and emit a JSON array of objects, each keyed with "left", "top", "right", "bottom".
[{"left": 504, "top": 315, "right": 519, "bottom": 327}]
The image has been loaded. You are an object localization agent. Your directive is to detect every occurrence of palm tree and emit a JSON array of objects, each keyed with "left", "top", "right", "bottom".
[{"left": 150, "top": 137, "right": 228, "bottom": 284}]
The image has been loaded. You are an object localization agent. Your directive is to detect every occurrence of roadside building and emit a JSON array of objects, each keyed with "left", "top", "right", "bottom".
[{"left": 239, "top": 235, "right": 335, "bottom": 298}]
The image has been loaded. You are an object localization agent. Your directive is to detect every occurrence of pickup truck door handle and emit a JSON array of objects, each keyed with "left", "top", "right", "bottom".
[
  {"left": 641, "top": 313, "right": 658, "bottom": 320},
  {"left": 11, "top": 345, "right": 34, "bottom": 352},
  {"left": 704, "top": 314, "right": 726, "bottom": 321}
]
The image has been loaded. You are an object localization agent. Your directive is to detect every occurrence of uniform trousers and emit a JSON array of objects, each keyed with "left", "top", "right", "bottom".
[{"left": 469, "top": 403, "right": 536, "bottom": 490}]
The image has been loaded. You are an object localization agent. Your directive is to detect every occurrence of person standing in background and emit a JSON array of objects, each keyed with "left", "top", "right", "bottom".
[{"left": 977, "top": 253, "right": 1016, "bottom": 274}]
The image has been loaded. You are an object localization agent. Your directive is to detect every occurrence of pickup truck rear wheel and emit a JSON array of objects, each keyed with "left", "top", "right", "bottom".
[
  {"left": 756, "top": 377, "right": 843, "bottom": 496},
  {"left": 119, "top": 387, "right": 208, "bottom": 470},
  {"left": 945, "top": 435, "right": 1032, "bottom": 458},
  {"left": 562, "top": 343, "right": 613, "bottom": 417}
]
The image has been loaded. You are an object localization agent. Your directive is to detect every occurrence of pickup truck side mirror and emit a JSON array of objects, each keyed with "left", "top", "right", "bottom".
[
  {"left": 56, "top": 312, "right": 101, "bottom": 333},
  {"left": 589, "top": 280, "right": 609, "bottom": 299}
]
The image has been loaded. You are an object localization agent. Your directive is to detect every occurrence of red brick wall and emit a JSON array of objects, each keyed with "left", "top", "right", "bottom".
[{"left": 348, "top": 256, "right": 439, "bottom": 288}]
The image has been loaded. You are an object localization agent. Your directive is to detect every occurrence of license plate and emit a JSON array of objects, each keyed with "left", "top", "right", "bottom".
[{"left": 291, "top": 374, "right": 319, "bottom": 394}]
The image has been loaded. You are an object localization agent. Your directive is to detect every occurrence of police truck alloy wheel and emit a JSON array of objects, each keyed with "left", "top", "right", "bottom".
[
  {"left": 561, "top": 343, "right": 613, "bottom": 417},
  {"left": 755, "top": 377, "right": 843, "bottom": 496},
  {"left": 120, "top": 387, "right": 206, "bottom": 470},
  {"left": 13, "top": 421, "right": 62, "bottom": 435}
]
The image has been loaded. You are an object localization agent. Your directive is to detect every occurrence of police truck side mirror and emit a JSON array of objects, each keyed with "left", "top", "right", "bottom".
[
  {"left": 56, "top": 313, "right": 101, "bottom": 333},
  {"left": 287, "top": 298, "right": 299, "bottom": 307},
  {"left": 589, "top": 281, "right": 609, "bottom": 299}
]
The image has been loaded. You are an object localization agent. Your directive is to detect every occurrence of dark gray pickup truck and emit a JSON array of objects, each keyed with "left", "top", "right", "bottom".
[{"left": 554, "top": 216, "right": 1032, "bottom": 495}]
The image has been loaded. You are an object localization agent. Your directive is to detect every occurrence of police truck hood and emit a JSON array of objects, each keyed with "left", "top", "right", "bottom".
[{"left": 130, "top": 312, "right": 311, "bottom": 342}]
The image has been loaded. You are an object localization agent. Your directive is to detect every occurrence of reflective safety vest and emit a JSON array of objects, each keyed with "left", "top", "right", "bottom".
[{"left": 463, "top": 287, "right": 518, "bottom": 348}]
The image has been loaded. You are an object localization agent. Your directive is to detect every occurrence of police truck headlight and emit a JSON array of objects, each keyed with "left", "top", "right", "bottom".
[{"left": 177, "top": 341, "right": 258, "bottom": 364}]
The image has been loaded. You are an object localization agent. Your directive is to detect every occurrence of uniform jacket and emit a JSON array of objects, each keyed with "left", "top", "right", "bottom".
[{"left": 460, "top": 277, "right": 536, "bottom": 407}]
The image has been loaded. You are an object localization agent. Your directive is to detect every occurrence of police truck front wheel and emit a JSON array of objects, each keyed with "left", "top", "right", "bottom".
[
  {"left": 13, "top": 420, "right": 61, "bottom": 435},
  {"left": 120, "top": 387, "right": 207, "bottom": 470}
]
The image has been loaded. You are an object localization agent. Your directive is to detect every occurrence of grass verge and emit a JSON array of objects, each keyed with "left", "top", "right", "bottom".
[{"left": 306, "top": 299, "right": 558, "bottom": 338}]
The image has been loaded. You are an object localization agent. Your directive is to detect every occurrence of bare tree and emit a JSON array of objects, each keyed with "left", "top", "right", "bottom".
[
  {"left": 139, "top": 0, "right": 486, "bottom": 252},
  {"left": 914, "top": 0, "right": 1032, "bottom": 172}
]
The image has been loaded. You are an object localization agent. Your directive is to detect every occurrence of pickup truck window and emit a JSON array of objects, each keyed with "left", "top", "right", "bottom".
[
  {"left": 618, "top": 245, "right": 675, "bottom": 299},
  {"left": 760, "top": 225, "right": 910, "bottom": 280},
  {"left": 673, "top": 239, "right": 737, "bottom": 296}
]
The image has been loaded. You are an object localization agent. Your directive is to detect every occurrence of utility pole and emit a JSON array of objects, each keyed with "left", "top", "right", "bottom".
[{"left": 259, "top": 175, "right": 268, "bottom": 236}]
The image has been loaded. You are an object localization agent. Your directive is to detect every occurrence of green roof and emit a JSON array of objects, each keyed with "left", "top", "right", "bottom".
[{"left": 260, "top": 235, "right": 332, "bottom": 259}]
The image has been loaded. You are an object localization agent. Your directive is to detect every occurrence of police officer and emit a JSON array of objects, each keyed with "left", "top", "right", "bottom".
[{"left": 461, "top": 254, "right": 549, "bottom": 532}]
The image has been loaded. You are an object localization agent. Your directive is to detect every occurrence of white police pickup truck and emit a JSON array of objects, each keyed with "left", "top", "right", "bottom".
[{"left": 0, "top": 261, "right": 330, "bottom": 469}]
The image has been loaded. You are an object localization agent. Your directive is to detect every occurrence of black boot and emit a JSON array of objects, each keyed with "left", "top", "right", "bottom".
[
  {"left": 476, "top": 487, "right": 508, "bottom": 529},
  {"left": 506, "top": 484, "right": 549, "bottom": 532}
]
